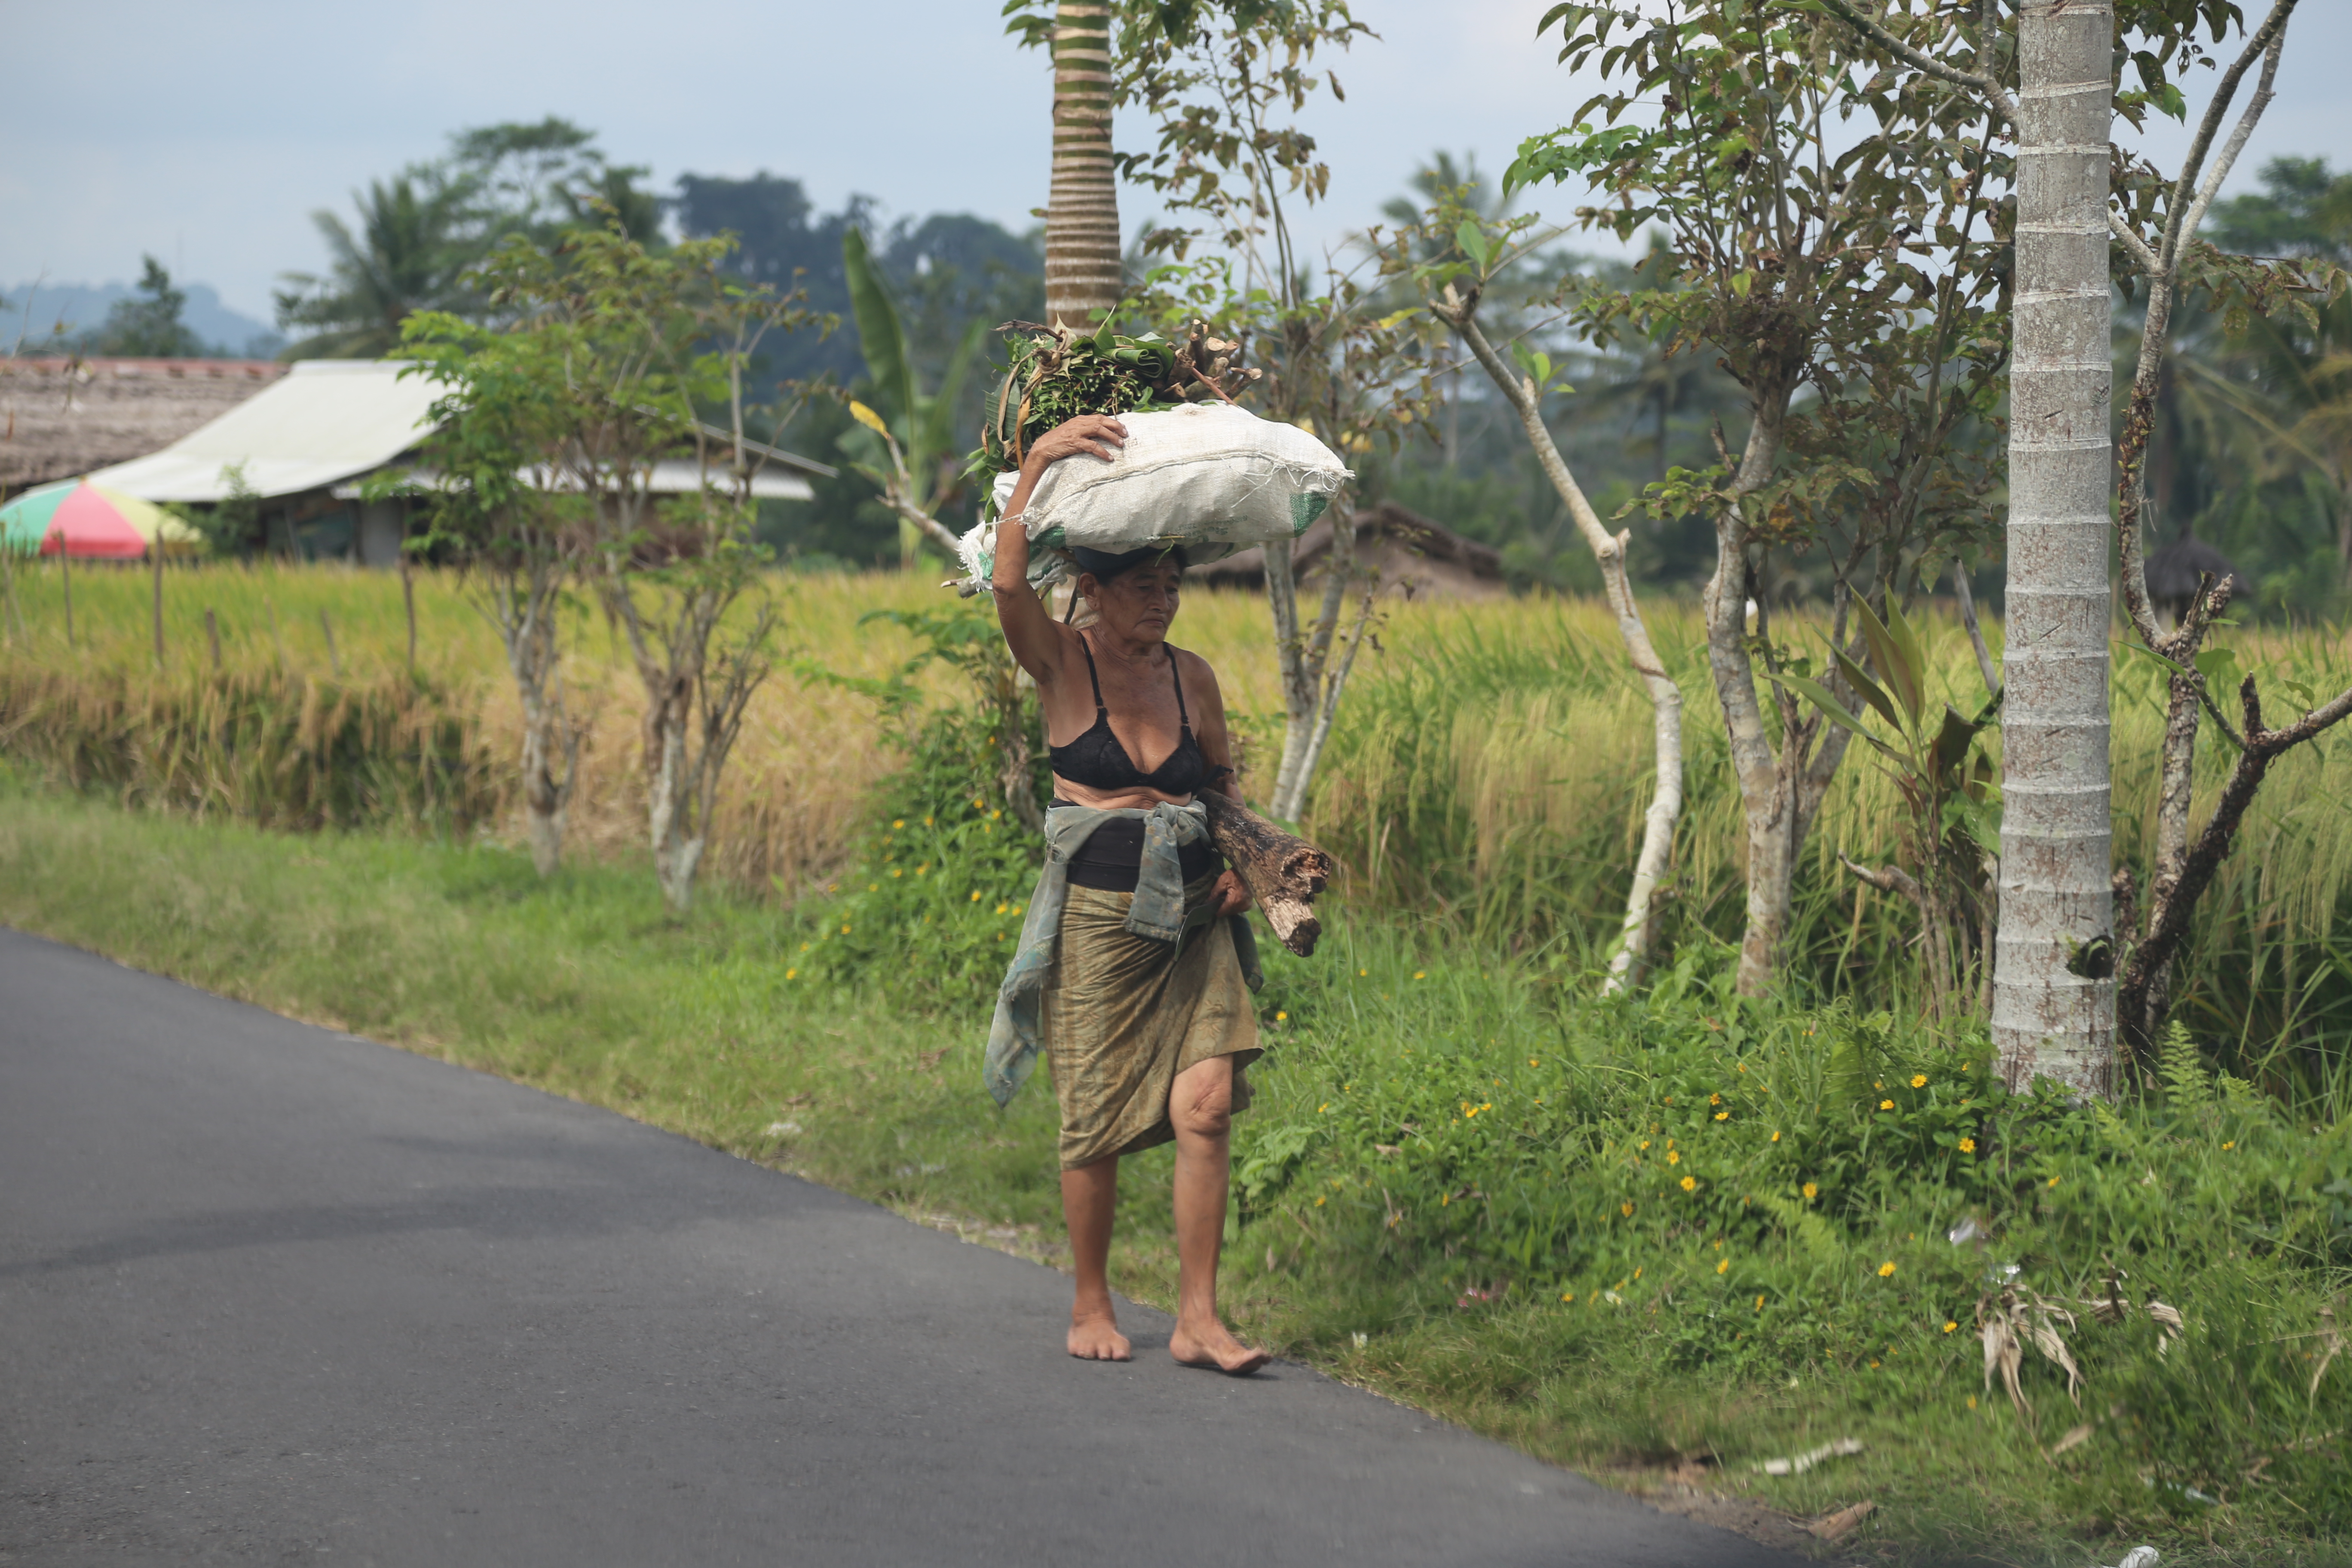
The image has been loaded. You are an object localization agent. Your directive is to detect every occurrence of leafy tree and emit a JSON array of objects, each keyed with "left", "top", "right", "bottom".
[
  {"left": 84, "top": 257, "right": 208, "bottom": 358},
  {"left": 1812, "top": 0, "right": 2334, "bottom": 1088},
  {"left": 394, "top": 312, "right": 589, "bottom": 876},
  {"left": 452, "top": 220, "right": 828, "bottom": 912},
  {"left": 1492, "top": 0, "right": 2012, "bottom": 1001},
  {"left": 277, "top": 119, "right": 662, "bottom": 359},
  {"left": 276, "top": 175, "right": 479, "bottom": 358}
]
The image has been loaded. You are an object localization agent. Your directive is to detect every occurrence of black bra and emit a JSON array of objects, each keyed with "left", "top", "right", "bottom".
[{"left": 1048, "top": 631, "right": 1224, "bottom": 797}]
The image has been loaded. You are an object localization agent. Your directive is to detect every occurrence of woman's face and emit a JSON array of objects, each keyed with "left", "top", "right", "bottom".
[{"left": 1086, "top": 561, "right": 1184, "bottom": 642}]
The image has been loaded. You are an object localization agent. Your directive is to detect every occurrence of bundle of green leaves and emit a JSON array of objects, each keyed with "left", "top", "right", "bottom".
[{"left": 967, "top": 318, "right": 1257, "bottom": 496}]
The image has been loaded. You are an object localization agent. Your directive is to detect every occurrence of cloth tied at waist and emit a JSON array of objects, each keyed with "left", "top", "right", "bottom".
[{"left": 983, "top": 798, "right": 1261, "bottom": 1109}]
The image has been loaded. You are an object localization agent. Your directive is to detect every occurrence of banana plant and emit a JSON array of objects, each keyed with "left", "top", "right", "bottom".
[
  {"left": 1768, "top": 597, "right": 2002, "bottom": 1017},
  {"left": 842, "top": 227, "right": 985, "bottom": 566}
]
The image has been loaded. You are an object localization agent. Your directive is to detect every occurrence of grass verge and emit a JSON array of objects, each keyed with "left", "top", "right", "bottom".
[{"left": 1, "top": 783, "right": 2345, "bottom": 1568}]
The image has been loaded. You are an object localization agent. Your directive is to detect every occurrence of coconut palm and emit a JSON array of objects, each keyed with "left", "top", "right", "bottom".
[
  {"left": 1040, "top": 1, "right": 1122, "bottom": 325},
  {"left": 275, "top": 175, "right": 478, "bottom": 359}
]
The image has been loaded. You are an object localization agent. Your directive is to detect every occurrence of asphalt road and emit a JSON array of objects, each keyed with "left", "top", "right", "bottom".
[{"left": 0, "top": 927, "right": 1798, "bottom": 1567}]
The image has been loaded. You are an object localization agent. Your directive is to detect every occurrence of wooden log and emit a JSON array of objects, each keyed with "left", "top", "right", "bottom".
[{"left": 1201, "top": 790, "right": 1333, "bottom": 957}]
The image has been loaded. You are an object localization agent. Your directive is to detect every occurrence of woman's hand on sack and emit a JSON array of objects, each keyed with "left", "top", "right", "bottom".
[
  {"left": 1023, "top": 414, "right": 1127, "bottom": 471},
  {"left": 1210, "top": 869, "right": 1251, "bottom": 919}
]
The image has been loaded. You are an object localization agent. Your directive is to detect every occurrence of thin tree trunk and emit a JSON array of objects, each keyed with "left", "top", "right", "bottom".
[
  {"left": 1265, "top": 506, "right": 1361, "bottom": 822},
  {"left": 1285, "top": 580, "right": 1378, "bottom": 815},
  {"left": 1993, "top": 0, "right": 2117, "bottom": 1096},
  {"left": 2105, "top": 7, "right": 2291, "bottom": 1054},
  {"left": 1439, "top": 295, "right": 1685, "bottom": 990},
  {"left": 1043, "top": 0, "right": 1122, "bottom": 327},
  {"left": 1262, "top": 537, "right": 1315, "bottom": 817},
  {"left": 1703, "top": 404, "right": 1799, "bottom": 995}
]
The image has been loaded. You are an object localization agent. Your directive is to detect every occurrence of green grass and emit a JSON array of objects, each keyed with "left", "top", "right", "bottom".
[{"left": 5, "top": 778, "right": 2348, "bottom": 1567}]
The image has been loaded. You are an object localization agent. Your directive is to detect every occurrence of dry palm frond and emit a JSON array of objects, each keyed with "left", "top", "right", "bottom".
[{"left": 1979, "top": 1285, "right": 2082, "bottom": 1418}]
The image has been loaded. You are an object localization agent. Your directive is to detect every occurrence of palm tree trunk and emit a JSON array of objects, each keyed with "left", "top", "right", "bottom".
[
  {"left": 1993, "top": 0, "right": 2117, "bottom": 1096},
  {"left": 1044, "top": 1, "right": 1123, "bottom": 326}
]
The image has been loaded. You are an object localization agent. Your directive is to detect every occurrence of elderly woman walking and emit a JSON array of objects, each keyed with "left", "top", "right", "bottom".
[{"left": 982, "top": 413, "right": 1271, "bottom": 1376}]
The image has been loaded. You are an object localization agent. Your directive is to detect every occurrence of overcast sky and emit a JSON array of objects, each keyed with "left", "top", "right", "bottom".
[{"left": 4, "top": 0, "right": 2346, "bottom": 327}]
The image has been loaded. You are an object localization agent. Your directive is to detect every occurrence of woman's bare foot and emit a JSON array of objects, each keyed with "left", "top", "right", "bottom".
[
  {"left": 1068, "top": 1306, "right": 1132, "bottom": 1361},
  {"left": 1169, "top": 1318, "right": 1271, "bottom": 1376}
]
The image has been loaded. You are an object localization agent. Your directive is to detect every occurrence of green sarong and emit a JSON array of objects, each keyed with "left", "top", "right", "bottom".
[{"left": 1042, "top": 871, "right": 1261, "bottom": 1170}]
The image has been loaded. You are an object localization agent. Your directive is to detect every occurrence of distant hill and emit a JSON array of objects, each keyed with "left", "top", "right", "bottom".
[{"left": 1, "top": 280, "right": 283, "bottom": 359}]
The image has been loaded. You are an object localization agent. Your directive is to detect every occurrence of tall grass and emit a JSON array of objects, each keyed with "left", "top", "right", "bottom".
[
  {"left": 9, "top": 556, "right": 2352, "bottom": 1067},
  {"left": 1305, "top": 598, "right": 2352, "bottom": 1075}
]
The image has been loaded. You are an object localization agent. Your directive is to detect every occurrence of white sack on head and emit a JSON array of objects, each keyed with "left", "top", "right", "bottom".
[{"left": 956, "top": 404, "right": 1350, "bottom": 594}]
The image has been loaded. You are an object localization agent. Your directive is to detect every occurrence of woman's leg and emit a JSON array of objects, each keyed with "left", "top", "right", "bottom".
[
  {"left": 1167, "top": 1054, "right": 1271, "bottom": 1374},
  {"left": 1061, "top": 1154, "right": 1129, "bottom": 1360}
]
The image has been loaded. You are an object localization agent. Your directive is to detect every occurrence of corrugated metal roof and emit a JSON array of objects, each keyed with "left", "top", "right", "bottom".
[
  {"left": 86, "top": 358, "right": 833, "bottom": 504},
  {"left": 86, "top": 360, "right": 438, "bottom": 502},
  {"left": 329, "top": 461, "right": 813, "bottom": 502}
]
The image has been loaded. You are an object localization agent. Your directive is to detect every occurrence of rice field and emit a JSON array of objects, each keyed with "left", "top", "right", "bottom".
[{"left": 6, "top": 554, "right": 2352, "bottom": 1065}]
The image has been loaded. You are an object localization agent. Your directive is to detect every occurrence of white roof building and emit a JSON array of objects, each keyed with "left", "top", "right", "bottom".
[
  {"left": 82, "top": 358, "right": 830, "bottom": 566},
  {"left": 88, "top": 360, "right": 445, "bottom": 503}
]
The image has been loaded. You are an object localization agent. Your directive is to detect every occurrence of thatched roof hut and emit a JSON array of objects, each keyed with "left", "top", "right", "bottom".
[
  {"left": 2144, "top": 533, "right": 2251, "bottom": 619},
  {"left": 1191, "top": 500, "right": 1506, "bottom": 600},
  {"left": 0, "top": 357, "right": 286, "bottom": 496}
]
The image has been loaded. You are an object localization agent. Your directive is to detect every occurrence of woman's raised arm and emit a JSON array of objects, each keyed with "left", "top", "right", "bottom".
[{"left": 991, "top": 415, "right": 1125, "bottom": 683}]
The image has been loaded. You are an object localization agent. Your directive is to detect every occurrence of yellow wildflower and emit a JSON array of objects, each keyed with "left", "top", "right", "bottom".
[
  {"left": 1275, "top": 1011, "right": 1288, "bottom": 1022},
  {"left": 891, "top": 819, "right": 905, "bottom": 829},
  {"left": 2223, "top": 1140, "right": 2236, "bottom": 1150},
  {"left": 1679, "top": 1176, "right": 1697, "bottom": 1192},
  {"left": 1770, "top": 1130, "right": 1781, "bottom": 1142},
  {"left": 1620, "top": 1202, "right": 1635, "bottom": 1217},
  {"left": 785, "top": 968, "right": 797, "bottom": 980},
  {"left": 1877, "top": 1262, "right": 1897, "bottom": 1277},
  {"left": 1958, "top": 1137, "right": 1976, "bottom": 1153},
  {"left": 1880, "top": 1099, "right": 1895, "bottom": 1111},
  {"left": 1715, "top": 1111, "right": 1729, "bottom": 1121},
  {"left": 1803, "top": 1182, "right": 1819, "bottom": 1200},
  {"left": 1667, "top": 1150, "right": 1681, "bottom": 1165},
  {"left": 1943, "top": 1320, "right": 1959, "bottom": 1334},
  {"left": 1716, "top": 1258, "right": 1730, "bottom": 1274},
  {"left": 969, "top": 890, "right": 982, "bottom": 902},
  {"left": 1755, "top": 1295, "right": 1766, "bottom": 1311},
  {"left": 1911, "top": 1074, "right": 1928, "bottom": 1088},
  {"left": 1709, "top": 1093, "right": 1722, "bottom": 1106},
  {"left": 1413, "top": 970, "right": 1427, "bottom": 980},
  {"left": 1561, "top": 1292, "right": 1575, "bottom": 1304},
  {"left": 2048, "top": 1176, "right": 2061, "bottom": 1188}
]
